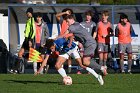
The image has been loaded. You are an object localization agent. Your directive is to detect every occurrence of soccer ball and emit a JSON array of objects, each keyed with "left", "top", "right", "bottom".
[{"left": 63, "top": 76, "right": 72, "bottom": 85}]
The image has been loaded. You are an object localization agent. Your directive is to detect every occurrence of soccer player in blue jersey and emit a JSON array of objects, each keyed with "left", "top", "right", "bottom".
[{"left": 35, "top": 38, "right": 104, "bottom": 85}]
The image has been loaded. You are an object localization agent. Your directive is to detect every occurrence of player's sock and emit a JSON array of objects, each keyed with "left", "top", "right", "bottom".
[
  {"left": 58, "top": 68, "right": 67, "bottom": 78},
  {"left": 128, "top": 60, "right": 132, "bottom": 71},
  {"left": 120, "top": 60, "right": 124, "bottom": 72},
  {"left": 89, "top": 59, "right": 102, "bottom": 70},
  {"left": 68, "top": 65, "right": 72, "bottom": 68},
  {"left": 99, "top": 60, "right": 103, "bottom": 66},
  {"left": 86, "top": 67, "right": 98, "bottom": 78},
  {"left": 33, "top": 62, "right": 37, "bottom": 73},
  {"left": 103, "top": 60, "right": 107, "bottom": 66},
  {"left": 68, "top": 65, "right": 72, "bottom": 73}
]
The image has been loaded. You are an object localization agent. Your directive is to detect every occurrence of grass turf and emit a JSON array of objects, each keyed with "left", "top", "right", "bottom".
[{"left": 0, "top": 74, "right": 140, "bottom": 93}]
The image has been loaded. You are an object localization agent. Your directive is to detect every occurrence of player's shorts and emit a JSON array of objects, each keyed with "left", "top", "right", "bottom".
[
  {"left": 98, "top": 43, "right": 110, "bottom": 53},
  {"left": 83, "top": 43, "right": 97, "bottom": 58},
  {"left": 118, "top": 43, "right": 132, "bottom": 54},
  {"left": 35, "top": 43, "right": 46, "bottom": 55},
  {"left": 21, "top": 39, "right": 34, "bottom": 50},
  {"left": 59, "top": 46, "right": 80, "bottom": 59}
]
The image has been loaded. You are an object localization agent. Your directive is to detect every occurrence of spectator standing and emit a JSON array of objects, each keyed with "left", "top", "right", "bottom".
[
  {"left": 94, "top": 10, "right": 114, "bottom": 70},
  {"left": 78, "top": 10, "right": 96, "bottom": 74},
  {"left": 115, "top": 13, "right": 133, "bottom": 74},
  {"left": 33, "top": 12, "right": 50, "bottom": 74},
  {"left": 17, "top": 7, "right": 36, "bottom": 73}
]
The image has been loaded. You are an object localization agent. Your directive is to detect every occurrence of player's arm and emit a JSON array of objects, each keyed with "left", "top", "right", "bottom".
[
  {"left": 115, "top": 25, "right": 119, "bottom": 37},
  {"left": 67, "top": 35, "right": 74, "bottom": 48},
  {"left": 130, "top": 24, "right": 134, "bottom": 35},
  {"left": 34, "top": 54, "right": 49, "bottom": 75},
  {"left": 107, "top": 24, "right": 114, "bottom": 37},
  {"left": 56, "top": 11, "right": 69, "bottom": 21},
  {"left": 55, "top": 30, "right": 70, "bottom": 40},
  {"left": 76, "top": 58, "right": 87, "bottom": 69},
  {"left": 93, "top": 31, "right": 97, "bottom": 39}
]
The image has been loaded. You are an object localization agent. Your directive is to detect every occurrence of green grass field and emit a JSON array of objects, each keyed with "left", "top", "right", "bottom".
[{"left": 0, "top": 74, "right": 140, "bottom": 93}]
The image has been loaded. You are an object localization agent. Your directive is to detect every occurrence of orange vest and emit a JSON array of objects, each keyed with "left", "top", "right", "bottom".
[
  {"left": 118, "top": 22, "right": 132, "bottom": 44},
  {"left": 60, "top": 20, "right": 73, "bottom": 38},
  {"left": 35, "top": 23, "right": 42, "bottom": 43},
  {"left": 97, "top": 21, "right": 111, "bottom": 43}
]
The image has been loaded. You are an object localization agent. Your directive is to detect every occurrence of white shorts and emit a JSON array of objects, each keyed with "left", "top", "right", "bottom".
[{"left": 59, "top": 46, "right": 80, "bottom": 59}]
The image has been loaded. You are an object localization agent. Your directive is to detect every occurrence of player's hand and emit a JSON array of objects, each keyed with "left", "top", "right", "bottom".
[
  {"left": 102, "top": 35, "right": 107, "bottom": 38},
  {"left": 65, "top": 10, "right": 70, "bottom": 15},
  {"left": 67, "top": 43, "right": 72, "bottom": 48}
]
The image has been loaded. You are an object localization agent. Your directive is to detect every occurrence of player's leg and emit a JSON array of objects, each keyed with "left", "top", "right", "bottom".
[
  {"left": 118, "top": 43, "right": 125, "bottom": 73},
  {"left": 128, "top": 53, "right": 132, "bottom": 73},
  {"left": 103, "top": 43, "right": 110, "bottom": 68},
  {"left": 67, "top": 57, "right": 72, "bottom": 73},
  {"left": 103, "top": 53, "right": 108, "bottom": 67},
  {"left": 73, "top": 50, "right": 104, "bottom": 85},
  {"left": 120, "top": 54, "right": 125, "bottom": 73},
  {"left": 77, "top": 42, "right": 84, "bottom": 74},
  {"left": 55, "top": 54, "right": 68, "bottom": 78},
  {"left": 83, "top": 44, "right": 107, "bottom": 76},
  {"left": 82, "top": 56, "right": 104, "bottom": 85},
  {"left": 98, "top": 43, "right": 104, "bottom": 66},
  {"left": 17, "top": 47, "right": 25, "bottom": 73},
  {"left": 127, "top": 43, "right": 132, "bottom": 73},
  {"left": 18, "top": 48, "right": 25, "bottom": 58}
]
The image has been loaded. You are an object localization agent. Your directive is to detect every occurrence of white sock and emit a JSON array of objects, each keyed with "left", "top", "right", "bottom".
[
  {"left": 68, "top": 65, "right": 72, "bottom": 67},
  {"left": 61, "top": 65, "right": 64, "bottom": 68},
  {"left": 86, "top": 67, "right": 98, "bottom": 78},
  {"left": 101, "top": 66, "right": 104, "bottom": 71},
  {"left": 33, "top": 62, "right": 37, "bottom": 73},
  {"left": 58, "top": 68, "right": 67, "bottom": 78}
]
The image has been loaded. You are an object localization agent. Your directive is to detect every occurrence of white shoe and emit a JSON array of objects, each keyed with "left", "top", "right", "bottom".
[{"left": 97, "top": 75, "right": 104, "bottom": 85}]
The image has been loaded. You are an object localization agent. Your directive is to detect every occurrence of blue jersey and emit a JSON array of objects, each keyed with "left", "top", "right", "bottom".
[{"left": 54, "top": 38, "right": 76, "bottom": 54}]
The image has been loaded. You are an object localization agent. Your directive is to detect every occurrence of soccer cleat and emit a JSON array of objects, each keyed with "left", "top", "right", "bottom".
[
  {"left": 121, "top": 70, "right": 125, "bottom": 74},
  {"left": 128, "top": 70, "right": 132, "bottom": 74},
  {"left": 97, "top": 75, "right": 104, "bottom": 85},
  {"left": 9, "top": 69, "right": 14, "bottom": 74}
]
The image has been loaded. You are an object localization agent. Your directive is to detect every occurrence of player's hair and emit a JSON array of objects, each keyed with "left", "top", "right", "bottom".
[
  {"left": 62, "top": 8, "right": 73, "bottom": 19},
  {"left": 36, "top": 12, "right": 43, "bottom": 17},
  {"left": 85, "top": 10, "right": 93, "bottom": 17},
  {"left": 45, "top": 39, "right": 55, "bottom": 49},
  {"left": 101, "top": 10, "right": 109, "bottom": 16},
  {"left": 119, "top": 13, "right": 130, "bottom": 22},
  {"left": 65, "top": 14, "right": 75, "bottom": 20}
]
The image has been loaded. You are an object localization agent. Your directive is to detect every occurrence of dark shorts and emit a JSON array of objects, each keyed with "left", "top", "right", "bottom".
[
  {"left": 35, "top": 43, "right": 46, "bottom": 55},
  {"left": 118, "top": 43, "right": 132, "bottom": 54},
  {"left": 21, "top": 39, "right": 34, "bottom": 50}
]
